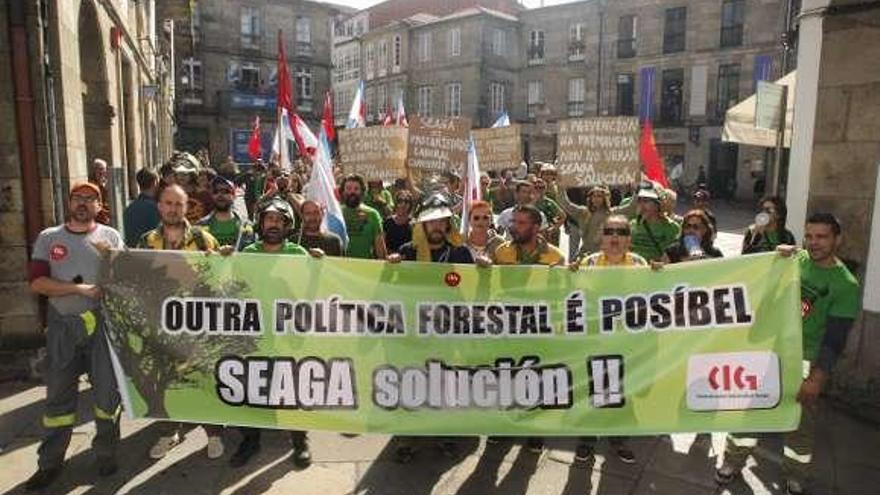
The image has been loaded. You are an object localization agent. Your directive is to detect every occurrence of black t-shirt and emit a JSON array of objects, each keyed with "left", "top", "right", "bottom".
[
  {"left": 383, "top": 217, "right": 413, "bottom": 254},
  {"left": 665, "top": 242, "right": 724, "bottom": 263},
  {"left": 299, "top": 232, "right": 343, "bottom": 257},
  {"left": 398, "top": 241, "right": 474, "bottom": 264}
]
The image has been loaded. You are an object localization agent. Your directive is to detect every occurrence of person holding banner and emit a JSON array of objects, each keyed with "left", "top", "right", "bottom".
[
  {"left": 341, "top": 174, "right": 388, "bottom": 259},
  {"left": 389, "top": 195, "right": 479, "bottom": 265},
  {"left": 230, "top": 198, "right": 323, "bottom": 469},
  {"left": 494, "top": 204, "right": 565, "bottom": 454},
  {"left": 629, "top": 187, "right": 681, "bottom": 262},
  {"left": 571, "top": 215, "right": 647, "bottom": 269},
  {"left": 387, "top": 195, "right": 488, "bottom": 462},
  {"left": 24, "top": 182, "right": 125, "bottom": 491},
  {"left": 717, "top": 213, "right": 860, "bottom": 495},
  {"left": 495, "top": 205, "right": 565, "bottom": 268},
  {"left": 567, "top": 214, "right": 642, "bottom": 464},
  {"left": 136, "top": 183, "right": 228, "bottom": 461}
]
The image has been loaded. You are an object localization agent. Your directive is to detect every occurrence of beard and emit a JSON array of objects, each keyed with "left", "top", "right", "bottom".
[
  {"left": 213, "top": 198, "right": 233, "bottom": 212},
  {"left": 71, "top": 206, "right": 93, "bottom": 223},
  {"left": 344, "top": 193, "right": 361, "bottom": 208},
  {"left": 511, "top": 230, "right": 534, "bottom": 245},
  {"left": 426, "top": 230, "right": 446, "bottom": 245},
  {"left": 161, "top": 214, "right": 185, "bottom": 228},
  {"left": 302, "top": 220, "right": 321, "bottom": 233},
  {"left": 262, "top": 228, "right": 285, "bottom": 245}
]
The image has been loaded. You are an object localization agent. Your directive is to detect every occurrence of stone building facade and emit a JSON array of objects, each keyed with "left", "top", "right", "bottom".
[
  {"left": 332, "top": 0, "right": 794, "bottom": 201},
  {"left": 404, "top": 8, "right": 521, "bottom": 128},
  {"left": 159, "top": 0, "right": 345, "bottom": 163},
  {"left": 787, "top": 0, "right": 880, "bottom": 388},
  {"left": 596, "top": 0, "right": 794, "bottom": 200},
  {"left": 0, "top": 0, "right": 174, "bottom": 347}
]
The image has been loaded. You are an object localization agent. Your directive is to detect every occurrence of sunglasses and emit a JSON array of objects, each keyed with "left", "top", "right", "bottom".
[
  {"left": 471, "top": 215, "right": 491, "bottom": 221},
  {"left": 603, "top": 227, "right": 630, "bottom": 236}
]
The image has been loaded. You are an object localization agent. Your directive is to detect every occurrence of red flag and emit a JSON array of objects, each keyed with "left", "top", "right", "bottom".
[
  {"left": 321, "top": 91, "right": 335, "bottom": 141},
  {"left": 639, "top": 120, "right": 669, "bottom": 188},
  {"left": 382, "top": 106, "right": 394, "bottom": 127},
  {"left": 277, "top": 31, "right": 294, "bottom": 114},
  {"left": 247, "top": 116, "right": 261, "bottom": 160}
]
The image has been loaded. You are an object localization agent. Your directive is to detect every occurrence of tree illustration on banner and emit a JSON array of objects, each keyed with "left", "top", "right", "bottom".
[{"left": 101, "top": 252, "right": 257, "bottom": 418}]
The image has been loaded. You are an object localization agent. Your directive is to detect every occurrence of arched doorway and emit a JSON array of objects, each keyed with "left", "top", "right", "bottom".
[{"left": 78, "top": 0, "right": 112, "bottom": 177}]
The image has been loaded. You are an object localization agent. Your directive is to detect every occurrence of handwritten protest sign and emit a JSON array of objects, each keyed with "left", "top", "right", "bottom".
[
  {"left": 338, "top": 127, "right": 408, "bottom": 181},
  {"left": 557, "top": 117, "right": 640, "bottom": 186},
  {"left": 472, "top": 125, "right": 522, "bottom": 172},
  {"left": 407, "top": 116, "right": 471, "bottom": 175}
]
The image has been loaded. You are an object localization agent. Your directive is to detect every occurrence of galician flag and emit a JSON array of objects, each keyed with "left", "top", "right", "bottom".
[
  {"left": 306, "top": 129, "right": 349, "bottom": 249},
  {"left": 346, "top": 80, "right": 366, "bottom": 129},
  {"left": 272, "top": 108, "right": 296, "bottom": 171},
  {"left": 459, "top": 137, "right": 483, "bottom": 236}
]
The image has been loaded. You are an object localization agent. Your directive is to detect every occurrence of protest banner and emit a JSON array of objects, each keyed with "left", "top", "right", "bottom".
[
  {"left": 557, "top": 116, "right": 641, "bottom": 186},
  {"left": 102, "top": 252, "right": 802, "bottom": 435},
  {"left": 406, "top": 116, "right": 471, "bottom": 176},
  {"left": 338, "top": 127, "right": 409, "bottom": 181},
  {"left": 472, "top": 125, "right": 522, "bottom": 172}
]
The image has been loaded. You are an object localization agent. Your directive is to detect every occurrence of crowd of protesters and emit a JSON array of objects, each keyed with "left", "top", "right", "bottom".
[{"left": 22, "top": 148, "right": 861, "bottom": 495}]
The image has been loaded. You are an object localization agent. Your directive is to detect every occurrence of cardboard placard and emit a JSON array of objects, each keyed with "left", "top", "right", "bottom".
[
  {"left": 407, "top": 116, "right": 471, "bottom": 175},
  {"left": 556, "top": 117, "right": 640, "bottom": 186},
  {"left": 338, "top": 127, "right": 409, "bottom": 181},
  {"left": 472, "top": 125, "right": 522, "bottom": 172}
]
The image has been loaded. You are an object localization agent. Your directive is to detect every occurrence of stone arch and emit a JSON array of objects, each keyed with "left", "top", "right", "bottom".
[{"left": 78, "top": 0, "right": 113, "bottom": 173}]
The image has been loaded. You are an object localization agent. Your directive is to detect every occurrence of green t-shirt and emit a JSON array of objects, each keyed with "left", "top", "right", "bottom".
[
  {"left": 535, "top": 197, "right": 563, "bottom": 223},
  {"left": 630, "top": 216, "right": 681, "bottom": 261},
  {"left": 798, "top": 250, "right": 860, "bottom": 361},
  {"left": 343, "top": 204, "right": 384, "bottom": 259},
  {"left": 205, "top": 218, "right": 240, "bottom": 247},
  {"left": 241, "top": 240, "right": 307, "bottom": 255}
]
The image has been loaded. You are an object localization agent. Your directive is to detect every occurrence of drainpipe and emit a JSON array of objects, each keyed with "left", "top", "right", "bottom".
[
  {"left": 8, "top": 0, "right": 44, "bottom": 249},
  {"left": 596, "top": 9, "right": 604, "bottom": 115},
  {"left": 37, "top": 0, "right": 64, "bottom": 223}
]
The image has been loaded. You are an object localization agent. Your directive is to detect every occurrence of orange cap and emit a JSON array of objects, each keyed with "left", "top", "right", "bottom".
[{"left": 70, "top": 182, "right": 102, "bottom": 201}]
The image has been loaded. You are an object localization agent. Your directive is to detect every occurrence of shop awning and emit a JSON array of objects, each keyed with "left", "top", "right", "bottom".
[{"left": 722, "top": 71, "right": 795, "bottom": 148}]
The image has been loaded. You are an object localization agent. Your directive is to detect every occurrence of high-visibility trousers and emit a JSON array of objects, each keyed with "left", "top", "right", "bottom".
[{"left": 38, "top": 309, "right": 120, "bottom": 470}]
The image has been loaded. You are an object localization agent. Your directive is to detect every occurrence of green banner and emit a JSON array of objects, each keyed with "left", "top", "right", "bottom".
[{"left": 101, "top": 251, "right": 802, "bottom": 435}]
